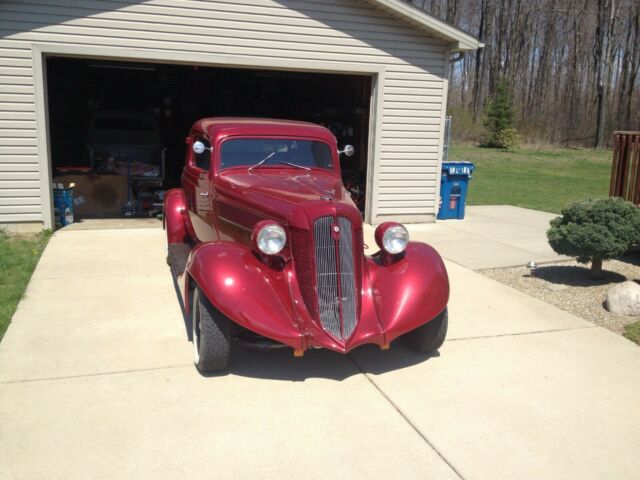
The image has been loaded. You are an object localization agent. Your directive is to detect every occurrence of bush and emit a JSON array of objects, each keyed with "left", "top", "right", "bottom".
[
  {"left": 547, "top": 198, "right": 640, "bottom": 279},
  {"left": 494, "top": 127, "right": 521, "bottom": 151}
]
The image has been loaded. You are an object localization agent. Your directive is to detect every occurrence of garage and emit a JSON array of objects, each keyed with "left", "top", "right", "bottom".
[
  {"left": 46, "top": 56, "right": 372, "bottom": 219},
  {"left": 0, "top": 0, "right": 480, "bottom": 231}
]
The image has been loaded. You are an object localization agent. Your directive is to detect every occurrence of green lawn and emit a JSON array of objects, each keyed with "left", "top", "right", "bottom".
[
  {"left": 0, "top": 230, "right": 50, "bottom": 342},
  {"left": 624, "top": 321, "right": 640, "bottom": 345},
  {"left": 449, "top": 145, "right": 613, "bottom": 214}
]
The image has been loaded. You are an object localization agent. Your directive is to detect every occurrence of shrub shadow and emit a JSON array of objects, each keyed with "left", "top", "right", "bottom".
[{"left": 529, "top": 265, "right": 626, "bottom": 287}]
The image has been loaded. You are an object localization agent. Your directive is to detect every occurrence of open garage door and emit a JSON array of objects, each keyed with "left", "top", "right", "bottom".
[{"left": 46, "top": 57, "right": 371, "bottom": 222}]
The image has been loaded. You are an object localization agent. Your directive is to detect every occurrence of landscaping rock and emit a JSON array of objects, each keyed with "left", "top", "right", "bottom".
[{"left": 605, "top": 281, "right": 640, "bottom": 316}]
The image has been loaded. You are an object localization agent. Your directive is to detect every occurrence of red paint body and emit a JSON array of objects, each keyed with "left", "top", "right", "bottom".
[{"left": 164, "top": 118, "right": 449, "bottom": 353}]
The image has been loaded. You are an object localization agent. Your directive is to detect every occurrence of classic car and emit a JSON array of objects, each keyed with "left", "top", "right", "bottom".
[{"left": 164, "top": 118, "right": 449, "bottom": 372}]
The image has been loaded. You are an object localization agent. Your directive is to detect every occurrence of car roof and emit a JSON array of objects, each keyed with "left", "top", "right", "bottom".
[{"left": 193, "top": 117, "right": 336, "bottom": 143}]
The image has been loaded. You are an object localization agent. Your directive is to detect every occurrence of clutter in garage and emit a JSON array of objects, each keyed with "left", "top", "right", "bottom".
[{"left": 47, "top": 57, "right": 371, "bottom": 220}]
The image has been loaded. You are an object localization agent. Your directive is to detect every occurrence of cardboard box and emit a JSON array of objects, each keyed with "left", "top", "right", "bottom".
[{"left": 53, "top": 174, "right": 129, "bottom": 217}]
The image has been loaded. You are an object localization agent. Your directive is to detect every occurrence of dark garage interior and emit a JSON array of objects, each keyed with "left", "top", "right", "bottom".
[{"left": 46, "top": 56, "right": 371, "bottom": 221}]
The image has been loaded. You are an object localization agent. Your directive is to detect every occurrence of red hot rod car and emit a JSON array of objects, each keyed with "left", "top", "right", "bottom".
[{"left": 164, "top": 118, "right": 449, "bottom": 372}]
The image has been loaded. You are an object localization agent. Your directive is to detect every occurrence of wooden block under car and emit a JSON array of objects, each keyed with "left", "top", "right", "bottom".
[{"left": 53, "top": 174, "right": 129, "bottom": 217}]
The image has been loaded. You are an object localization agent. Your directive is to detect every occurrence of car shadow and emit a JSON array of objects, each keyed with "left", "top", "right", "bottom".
[
  {"left": 529, "top": 264, "right": 626, "bottom": 286},
  {"left": 202, "top": 344, "right": 436, "bottom": 382},
  {"left": 170, "top": 271, "right": 192, "bottom": 342},
  {"left": 170, "top": 270, "right": 434, "bottom": 381}
]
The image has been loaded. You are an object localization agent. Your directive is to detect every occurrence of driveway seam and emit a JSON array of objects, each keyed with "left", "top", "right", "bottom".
[
  {"left": 447, "top": 325, "right": 597, "bottom": 342},
  {"left": 347, "top": 355, "right": 466, "bottom": 480},
  {"left": 0, "top": 363, "right": 193, "bottom": 385}
]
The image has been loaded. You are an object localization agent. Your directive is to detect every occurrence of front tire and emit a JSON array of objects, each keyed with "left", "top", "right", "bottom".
[
  {"left": 402, "top": 308, "right": 448, "bottom": 354},
  {"left": 192, "top": 287, "right": 231, "bottom": 372}
]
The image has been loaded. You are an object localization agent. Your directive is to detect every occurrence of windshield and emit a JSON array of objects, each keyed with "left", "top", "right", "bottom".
[{"left": 220, "top": 138, "right": 333, "bottom": 170}]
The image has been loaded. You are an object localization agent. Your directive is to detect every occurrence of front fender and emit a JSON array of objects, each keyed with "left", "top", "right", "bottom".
[
  {"left": 367, "top": 242, "right": 449, "bottom": 343},
  {"left": 163, "top": 188, "right": 196, "bottom": 244},
  {"left": 185, "top": 242, "right": 303, "bottom": 349}
]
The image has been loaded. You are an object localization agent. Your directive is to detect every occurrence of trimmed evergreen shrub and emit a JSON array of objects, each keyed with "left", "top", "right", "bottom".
[{"left": 547, "top": 198, "right": 640, "bottom": 279}]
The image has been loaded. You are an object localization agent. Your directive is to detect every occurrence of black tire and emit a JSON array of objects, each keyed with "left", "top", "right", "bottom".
[
  {"left": 192, "top": 287, "right": 231, "bottom": 372},
  {"left": 402, "top": 308, "right": 448, "bottom": 354}
]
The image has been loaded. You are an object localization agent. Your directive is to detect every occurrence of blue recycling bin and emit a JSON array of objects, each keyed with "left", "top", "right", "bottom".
[{"left": 437, "top": 161, "right": 475, "bottom": 220}]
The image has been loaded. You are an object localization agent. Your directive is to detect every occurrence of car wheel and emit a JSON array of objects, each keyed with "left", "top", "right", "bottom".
[
  {"left": 192, "top": 287, "right": 231, "bottom": 372},
  {"left": 402, "top": 308, "right": 448, "bottom": 354}
]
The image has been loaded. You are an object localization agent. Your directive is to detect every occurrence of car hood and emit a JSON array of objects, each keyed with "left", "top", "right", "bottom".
[{"left": 216, "top": 170, "right": 353, "bottom": 220}]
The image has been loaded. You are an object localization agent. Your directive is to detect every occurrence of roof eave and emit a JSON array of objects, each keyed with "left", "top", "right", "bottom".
[{"left": 365, "top": 0, "right": 482, "bottom": 51}]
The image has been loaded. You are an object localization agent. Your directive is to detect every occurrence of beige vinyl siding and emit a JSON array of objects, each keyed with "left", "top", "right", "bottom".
[{"left": 0, "top": 0, "right": 449, "bottom": 226}]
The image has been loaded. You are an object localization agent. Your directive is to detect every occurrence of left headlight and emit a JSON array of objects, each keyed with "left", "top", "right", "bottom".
[
  {"left": 254, "top": 222, "right": 287, "bottom": 255},
  {"left": 375, "top": 222, "right": 409, "bottom": 255}
]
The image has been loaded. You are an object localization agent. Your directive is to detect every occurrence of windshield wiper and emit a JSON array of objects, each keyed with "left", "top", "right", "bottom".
[
  {"left": 279, "top": 160, "right": 311, "bottom": 171},
  {"left": 248, "top": 151, "right": 276, "bottom": 171}
]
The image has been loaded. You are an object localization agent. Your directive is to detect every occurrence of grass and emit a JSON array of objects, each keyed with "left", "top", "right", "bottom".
[
  {"left": 0, "top": 230, "right": 51, "bottom": 342},
  {"left": 623, "top": 321, "right": 640, "bottom": 345},
  {"left": 449, "top": 145, "right": 613, "bottom": 214}
]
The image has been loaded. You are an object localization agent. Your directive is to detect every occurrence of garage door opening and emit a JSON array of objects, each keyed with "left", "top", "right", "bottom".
[{"left": 46, "top": 56, "right": 371, "bottom": 221}]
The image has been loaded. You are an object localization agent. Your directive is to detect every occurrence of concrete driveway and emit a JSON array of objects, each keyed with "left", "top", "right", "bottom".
[{"left": 1, "top": 222, "right": 639, "bottom": 479}]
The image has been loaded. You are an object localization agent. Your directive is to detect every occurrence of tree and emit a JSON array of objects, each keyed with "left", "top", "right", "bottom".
[
  {"left": 482, "top": 80, "right": 519, "bottom": 149},
  {"left": 405, "top": 0, "right": 640, "bottom": 145},
  {"left": 547, "top": 198, "right": 640, "bottom": 279}
]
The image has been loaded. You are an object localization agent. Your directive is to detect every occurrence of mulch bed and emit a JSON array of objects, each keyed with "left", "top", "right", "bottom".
[{"left": 481, "top": 254, "right": 640, "bottom": 335}]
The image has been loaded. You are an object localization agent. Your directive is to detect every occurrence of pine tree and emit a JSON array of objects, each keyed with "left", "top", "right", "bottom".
[{"left": 482, "top": 80, "right": 519, "bottom": 149}]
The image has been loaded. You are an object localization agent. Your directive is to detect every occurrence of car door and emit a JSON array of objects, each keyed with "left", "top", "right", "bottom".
[{"left": 181, "top": 133, "right": 216, "bottom": 242}]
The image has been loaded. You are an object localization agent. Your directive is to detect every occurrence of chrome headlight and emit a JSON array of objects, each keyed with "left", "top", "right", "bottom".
[
  {"left": 254, "top": 223, "right": 286, "bottom": 255},
  {"left": 375, "top": 222, "right": 409, "bottom": 255}
]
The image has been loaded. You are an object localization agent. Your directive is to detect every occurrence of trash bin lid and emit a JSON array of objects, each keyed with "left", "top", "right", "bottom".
[{"left": 442, "top": 161, "right": 475, "bottom": 176}]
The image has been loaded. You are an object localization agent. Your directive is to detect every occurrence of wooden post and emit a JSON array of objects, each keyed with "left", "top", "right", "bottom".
[{"left": 610, "top": 132, "right": 640, "bottom": 205}]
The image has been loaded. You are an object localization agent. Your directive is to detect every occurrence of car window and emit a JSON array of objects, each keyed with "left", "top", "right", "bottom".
[
  {"left": 194, "top": 137, "right": 211, "bottom": 171},
  {"left": 220, "top": 138, "right": 332, "bottom": 170}
]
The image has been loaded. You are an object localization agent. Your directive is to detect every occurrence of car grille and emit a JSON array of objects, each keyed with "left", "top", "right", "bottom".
[{"left": 292, "top": 216, "right": 359, "bottom": 341}]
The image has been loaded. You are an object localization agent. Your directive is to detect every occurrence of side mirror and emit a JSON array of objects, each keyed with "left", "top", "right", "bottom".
[
  {"left": 192, "top": 141, "right": 209, "bottom": 155},
  {"left": 339, "top": 145, "right": 355, "bottom": 157}
]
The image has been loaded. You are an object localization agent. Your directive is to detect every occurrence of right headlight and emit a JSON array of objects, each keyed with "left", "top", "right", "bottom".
[
  {"left": 375, "top": 222, "right": 409, "bottom": 255},
  {"left": 253, "top": 222, "right": 287, "bottom": 255}
]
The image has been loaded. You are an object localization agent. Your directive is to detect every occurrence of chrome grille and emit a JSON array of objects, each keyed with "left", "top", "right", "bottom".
[
  {"left": 311, "top": 216, "right": 358, "bottom": 340},
  {"left": 314, "top": 217, "right": 341, "bottom": 338},
  {"left": 337, "top": 217, "right": 357, "bottom": 339},
  {"left": 291, "top": 227, "right": 317, "bottom": 317}
]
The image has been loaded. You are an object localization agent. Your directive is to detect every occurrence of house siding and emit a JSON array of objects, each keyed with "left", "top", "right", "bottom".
[{"left": 0, "top": 0, "right": 449, "bottom": 226}]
